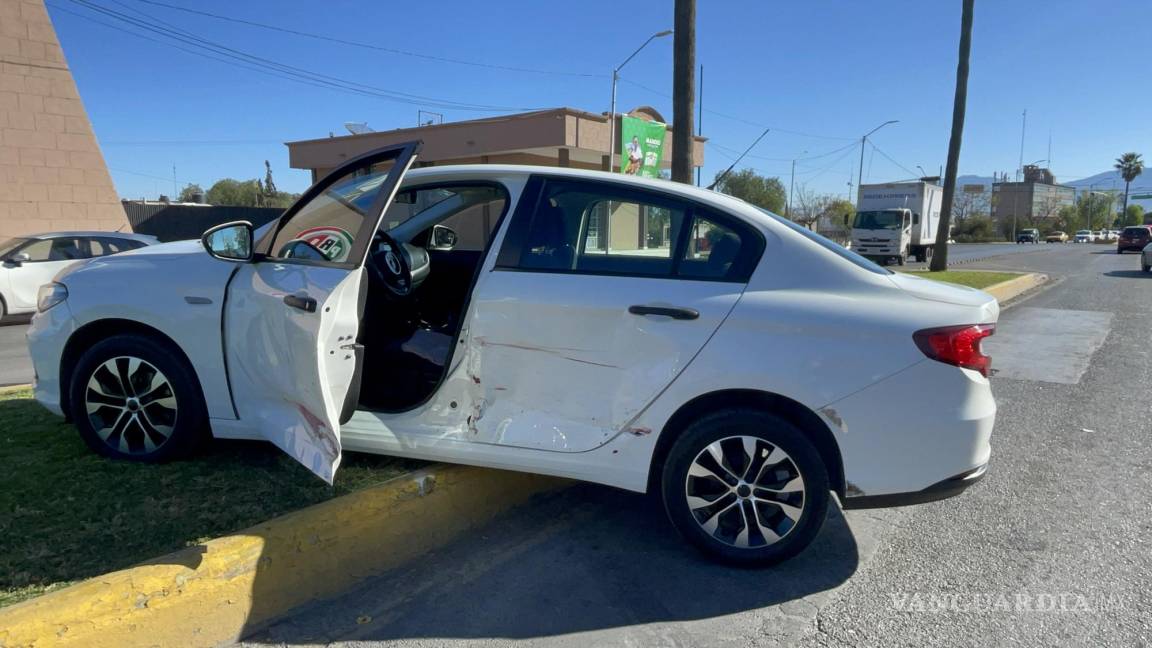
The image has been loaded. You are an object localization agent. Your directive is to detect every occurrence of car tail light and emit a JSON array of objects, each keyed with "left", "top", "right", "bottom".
[{"left": 913, "top": 324, "right": 995, "bottom": 377}]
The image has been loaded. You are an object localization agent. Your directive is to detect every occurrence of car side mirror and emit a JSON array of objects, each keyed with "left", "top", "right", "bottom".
[
  {"left": 2, "top": 252, "right": 30, "bottom": 268},
  {"left": 201, "top": 221, "right": 254, "bottom": 262},
  {"left": 430, "top": 224, "right": 458, "bottom": 250}
]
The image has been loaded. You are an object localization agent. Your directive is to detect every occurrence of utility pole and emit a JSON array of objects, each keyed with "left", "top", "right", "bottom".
[
  {"left": 1016, "top": 109, "right": 1026, "bottom": 181},
  {"left": 930, "top": 0, "right": 974, "bottom": 272},
  {"left": 787, "top": 150, "right": 807, "bottom": 218},
  {"left": 671, "top": 0, "right": 696, "bottom": 184}
]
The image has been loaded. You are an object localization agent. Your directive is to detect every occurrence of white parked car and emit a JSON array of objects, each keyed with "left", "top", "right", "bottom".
[
  {"left": 27, "top": 143, "right": 998, "bottom": 565},
  {"left": 1073, "top": 230, "right": 1093, "bottom": 243},
  {"left": 0, "top": 231, "right": 156, "bottom": 318},
  {"left": 1142, "top": 242, "right": 1152, "bottom": 272}
]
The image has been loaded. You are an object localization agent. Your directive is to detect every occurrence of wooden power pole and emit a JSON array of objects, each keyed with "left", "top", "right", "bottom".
[
  {"left": 930, "top": 0, "right": 974, "bottom": 271},
  {"left": 672, "top": 0, "right": 696, "bottom": 184}
]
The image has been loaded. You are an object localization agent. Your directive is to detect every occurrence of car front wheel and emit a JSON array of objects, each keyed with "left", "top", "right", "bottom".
[
  {"left": 661, "top": 409, "right": 830, "bottom": 566},
  {"left": 69, "top": 334, "right": 207, "bottom": 462}
]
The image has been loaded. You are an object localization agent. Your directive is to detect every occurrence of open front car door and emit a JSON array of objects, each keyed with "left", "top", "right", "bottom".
[{"left": 224, "top": 142, "right": 420, "bottom": 482}]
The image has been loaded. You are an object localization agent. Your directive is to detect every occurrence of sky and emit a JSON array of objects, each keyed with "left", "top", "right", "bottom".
[{"left": 45, "top": 0, "right": 1152, "bottom": 200}]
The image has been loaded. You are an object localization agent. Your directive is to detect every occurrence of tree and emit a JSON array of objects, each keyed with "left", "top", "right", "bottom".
[
  {"left": 952, "top": 188, "right": 990, "bottom": 221},
  {"left": 1077, "top": 192, "right": 1112, "bottom": 230},
  {"left": 930, "top": 0, "right": 974, "bottom": 272},
  {"left": 1054, "top": 205, "right": 1079, "bottom": 233},
  {"left": 712, "top": 168, "right": 786, "bottom": 213},
  {"left": 1124, "top": 204, "right": 1145, "bottom": 226},
  {"left": 205, "top": 178, "right": 262, "bottom": 207},
  {"left": 1114, "top": 152, "right": 1144, "bottom": 219},
  {"left": 177, "top": 183, "right": 204, "bottom": 203}
]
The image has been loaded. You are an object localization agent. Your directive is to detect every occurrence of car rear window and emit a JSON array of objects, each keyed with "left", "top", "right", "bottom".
[{"left": 1123, "top": 227, "right": 1149, "bottom": 236}]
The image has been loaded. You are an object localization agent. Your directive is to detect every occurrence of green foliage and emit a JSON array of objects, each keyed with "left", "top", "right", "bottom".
[
  {"left": 1124, "top": 204, "right": 1145, "bottom": 226},
  {"left": 713, "top": 168, "right": 787, "bottom": 213},
  {"left": 177, "top": 183, "right": 204, "bottom": 203},
  {"left": 1055, "top": 205, "right": 1080, "bottom": 233},
  {"left": 1077, "top": 192, "right": 1113, "bottom": 230},
  {"left": 205, "top": 178, "right": 299, "bottom": 208},
  {"left": 953, "top": 215, "right": 997, "bottom": 242},
  {"left": 0, "top": 388, "right": 419, "bottom": 607},
  {"left": 1115, "top": 152, "right": 1144, "bottom": 184}
]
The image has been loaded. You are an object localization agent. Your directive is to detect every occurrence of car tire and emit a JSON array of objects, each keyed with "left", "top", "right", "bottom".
[
  {"left": 69, "top": 334, "right": 207, "bottom": 462},
  {"left": 897, "top": 250, "right": 907, "bottom": 266},
  {"left": 1143, "top": 263, "right": 1150, "bottom": 273},
  {"left": 660, "top": 408, "right": 830, "bottom": 567}
]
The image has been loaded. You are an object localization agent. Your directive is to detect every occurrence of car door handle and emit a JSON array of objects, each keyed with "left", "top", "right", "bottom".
[
  {"left": 283, "top": 294, "right": 317, "bottom": 313},
  {"left": 628, "top": 305, "right": 700, "bottom": 320}
]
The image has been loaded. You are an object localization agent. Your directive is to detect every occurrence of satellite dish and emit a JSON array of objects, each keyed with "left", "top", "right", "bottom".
[{"left": 344, "top": 121, "right": 375, "bottom": 135}]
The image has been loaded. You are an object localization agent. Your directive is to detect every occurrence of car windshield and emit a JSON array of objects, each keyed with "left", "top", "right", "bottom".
[
  {"left": 0, "top": 237, "right": 30, "bottom": 258},
  {"left": 852, "top": 210, "right": 904, "bottom": 230},
  {"left": 756, "top": 207, "right": 892, "bottom": 275},
  {"left": 1123, "top": 227, "right": 1148, "bottom": 236}
]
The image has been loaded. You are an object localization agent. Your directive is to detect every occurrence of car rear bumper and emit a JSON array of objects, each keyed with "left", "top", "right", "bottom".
[
  {"left": 826, "top": 359, "right": 995, "bottom": 503},
  {"left": 842, "top": 463, "right": 987, "bottom": 509},
  {"left": 27, "top": 302, "right": 75, "bottom": 417}
]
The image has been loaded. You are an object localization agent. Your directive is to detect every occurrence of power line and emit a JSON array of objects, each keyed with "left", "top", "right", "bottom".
[
  {"left": 867, "top": 140, "right": 920, "bottom": 180},
  {"left": 57, "top": 0, "right": 539, "bottom": 112},
  {"left": 127, "top": 0, "right": 603, "bottom": 79}
]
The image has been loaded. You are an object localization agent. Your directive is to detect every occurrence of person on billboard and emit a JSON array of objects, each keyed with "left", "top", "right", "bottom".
[{"left": 625, "top": 135, "right": 643, "bottom": 175}]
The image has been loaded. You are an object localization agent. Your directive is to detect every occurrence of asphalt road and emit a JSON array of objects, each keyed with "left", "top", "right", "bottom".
[
  {"left": 0, "top": 315, "right": 32, "bottom": 387},
  {"left": 241, "top": 244, "right": 1152, "bottom": 647}
]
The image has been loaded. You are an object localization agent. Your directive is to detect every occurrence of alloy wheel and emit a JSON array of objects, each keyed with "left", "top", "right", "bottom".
[
  {"left": 684, "top": 435, "right": 806, "bottom": 548},
  {"left": 85, "top": 356, "right": 178, "bottom": 454}
]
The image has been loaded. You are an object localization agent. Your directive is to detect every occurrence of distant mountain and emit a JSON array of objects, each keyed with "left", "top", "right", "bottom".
[{"left": 1065, "top": 170, "right": 1152, "bottom": 208}]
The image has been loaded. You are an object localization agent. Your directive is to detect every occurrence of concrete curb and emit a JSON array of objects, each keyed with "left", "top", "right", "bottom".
[
  {"left": 0, "top": 464, "right": 567, "bottom": 648},
  {"left": 982, "top": 272, "right": 1049, "bottom": 304}
]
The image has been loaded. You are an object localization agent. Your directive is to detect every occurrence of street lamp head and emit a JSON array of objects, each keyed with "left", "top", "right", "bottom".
[{"left": 655, "top": 30, "right": 674, "bottom": 37}]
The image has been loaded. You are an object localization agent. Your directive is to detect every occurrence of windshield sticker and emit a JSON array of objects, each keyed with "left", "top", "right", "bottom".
[{"left": 292, "top": 226, "right": 355, "bottom": 262}]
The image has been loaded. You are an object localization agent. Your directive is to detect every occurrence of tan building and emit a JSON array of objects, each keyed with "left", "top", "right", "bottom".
[
  {"left": 0, "top": 0, "right": 127, "bottom": 239},
  {"left": 286, "top": 106, "right": 705, "bottom": 183}
]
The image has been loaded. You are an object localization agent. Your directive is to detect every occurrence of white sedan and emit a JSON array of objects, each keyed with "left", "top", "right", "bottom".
[
  {"left": 27, "top": 143, "right": 997, "bottom": 565},
  {"left": 0, "top": 231, "right": 156, "bottom": 318}
]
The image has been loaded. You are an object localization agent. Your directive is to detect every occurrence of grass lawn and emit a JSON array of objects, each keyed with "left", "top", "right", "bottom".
[
  {"left": 898, "top": 270, "right": 1022, "bottom": 290},
  {"left": 0, "top": 387, "right": 423, "bottom": 608}
]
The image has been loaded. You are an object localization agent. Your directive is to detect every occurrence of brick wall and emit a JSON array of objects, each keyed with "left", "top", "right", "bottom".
[{"left": 0, "top": 0, "right": 127, "bottom": 238}]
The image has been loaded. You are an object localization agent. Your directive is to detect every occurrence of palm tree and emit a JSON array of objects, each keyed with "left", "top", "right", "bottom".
[
  {"left": 930, "top": 0, "right": 974, "bottom": 271},
  {"left": 1114, "top": 152, "right": 1144, "bottom": 224}
]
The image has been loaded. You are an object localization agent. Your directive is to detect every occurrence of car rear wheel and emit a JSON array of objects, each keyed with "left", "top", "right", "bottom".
[
  {"left": 661, "top": 408, "right": 829, "bottom": 566},
  {"left": 1143, "top": 263, "right": 1150, "bottom": 272},
  {"left": 69, "top": 334, "right": 207, "bottom": 462}
]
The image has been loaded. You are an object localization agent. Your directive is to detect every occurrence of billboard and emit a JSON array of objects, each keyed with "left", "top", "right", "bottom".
[{"left": 619, "top": 116, "right": 666, "bottom": 178}]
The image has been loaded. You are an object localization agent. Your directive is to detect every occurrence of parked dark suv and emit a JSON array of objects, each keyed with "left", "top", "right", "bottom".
[
  {"left": 1117, "top": 225, "right": 1152, "bottom": 253},
  {"left": 1016, "top": 228, "right": 1040, "bottom": 244}
]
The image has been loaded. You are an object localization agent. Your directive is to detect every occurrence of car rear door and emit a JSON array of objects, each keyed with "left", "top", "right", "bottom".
[
  {"left": 463, "top": 175, "right": 763, "bottom": 453},
  {"left": 224, "top": 142, "right": 419, "bottom": 482}
]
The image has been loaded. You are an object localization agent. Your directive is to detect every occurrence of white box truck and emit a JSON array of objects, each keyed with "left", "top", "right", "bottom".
[{"left": 851, "top": 181, "right": 943, "bottom": 265}]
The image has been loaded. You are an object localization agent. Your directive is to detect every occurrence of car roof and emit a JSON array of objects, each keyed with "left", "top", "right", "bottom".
[
  {"left": 14, "top": 231, "right": 158, "bottom": 243},
  {"left": 401, "top": 164, "right": 771, "bottom": 223}
]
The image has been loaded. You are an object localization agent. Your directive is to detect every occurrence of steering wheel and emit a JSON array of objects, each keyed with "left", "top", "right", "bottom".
[{"left": 368, "top": 232, "right": 413, "bottom": 297}]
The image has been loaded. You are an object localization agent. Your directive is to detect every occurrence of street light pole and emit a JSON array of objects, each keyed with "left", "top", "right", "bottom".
[
  {"left": 607, "top": 30, "right": 672, "bottom": 173},
  {"left": 856, "top": 120, "right": 898, "bottom": 206}
]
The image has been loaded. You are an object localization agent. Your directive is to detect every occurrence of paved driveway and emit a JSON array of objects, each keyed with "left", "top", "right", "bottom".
[{"left": 0, "top": 317, "right": 32, "bottom": 387}]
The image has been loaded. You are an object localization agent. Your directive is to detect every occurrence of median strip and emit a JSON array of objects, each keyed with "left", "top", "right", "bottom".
[{"left": 0, "top": 463, "right": 566, "bottom": 648}]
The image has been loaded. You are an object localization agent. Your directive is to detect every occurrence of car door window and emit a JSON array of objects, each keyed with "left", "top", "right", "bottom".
[
  {"left": 501, "top": 178, "right": 686, "bottom": 277},
  {"left": 679, "top": 213, "right": 745, "bottom": 280},
  {"left": 49, "top": 238, "right": 85, "bottom": 261},
  {"left": 268, "top": 162, "right": 403, "bottom": 266},
  {"left": 17, "top": 239, "right": 53, "bottom": 261}
]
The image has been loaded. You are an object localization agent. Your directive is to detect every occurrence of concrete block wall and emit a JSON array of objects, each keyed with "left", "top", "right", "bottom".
[{"left": 0, "top": 0, "right": 127, "bottom": 238}]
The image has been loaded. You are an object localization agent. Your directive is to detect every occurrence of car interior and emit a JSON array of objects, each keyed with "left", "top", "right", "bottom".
[{"left": 356, "top": 183, "right": 508, "bottom": 411}]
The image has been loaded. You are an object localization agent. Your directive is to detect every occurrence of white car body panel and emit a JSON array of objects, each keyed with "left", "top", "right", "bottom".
[
  {"left": 27, "top": 163, "right": 1000, "bottom": 501},
  {"left": 225, "top": 263, "right": 364, "bottom": 483},
  {"left": 3, "top": 259, "right": 72, "bottom": 312}
]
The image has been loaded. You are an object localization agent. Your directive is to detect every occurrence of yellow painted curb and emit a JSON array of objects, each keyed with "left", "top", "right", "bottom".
[
  {"left": 0, "top": 465, "right": 566, "bottom": 648},
  {"left": 0, "top": 384, "right": 32, "bottom": 394},
  {"left": 982, "top": 272, "right": 1048, "bottom": 304}
]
